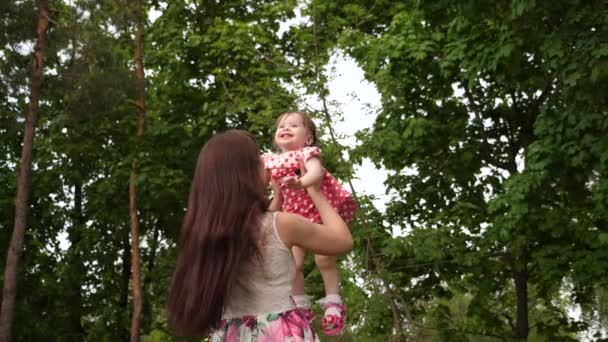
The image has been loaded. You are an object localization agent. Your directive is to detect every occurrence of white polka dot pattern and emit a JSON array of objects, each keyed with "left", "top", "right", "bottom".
[{"left": 263, "top": 147, "right": 357, "bottom": 223}]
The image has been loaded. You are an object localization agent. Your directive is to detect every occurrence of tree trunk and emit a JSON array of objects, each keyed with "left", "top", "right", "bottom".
[
  {"left": 129, "top": 0, "right": 146, "bottom": 340},
  {"left": 120, "top": 235, "right": 131, "bottom": 342},
  {"left": 0, "top": 2, "right": 50, "bottom": 341},
  {"left": 143, "top": 222, "right": 160, "bottom": 291},
  {"left": 65, "top": 176, "right": 85, "bottom": 341},
  {"left": 141, "top": 222, "right": 160, "bottom": 328},
  {"left": 513, "top": 268, "right": 529, "bottom": 340}
]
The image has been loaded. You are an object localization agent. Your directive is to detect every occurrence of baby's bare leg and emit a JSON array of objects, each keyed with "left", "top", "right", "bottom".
[
  {"left": 315, "top": 254, "right": 339, "bottom": 295},
  {"left": 315, "top": 254, "right": 345, "bottom": 335}
]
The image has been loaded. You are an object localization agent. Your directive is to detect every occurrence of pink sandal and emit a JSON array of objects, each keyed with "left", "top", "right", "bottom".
[
  {"left": 291, "top": 296, "right": 314, "bottom": 324},
  {"left": 320, "top": 302, "right": 346, "bottom": 336}
]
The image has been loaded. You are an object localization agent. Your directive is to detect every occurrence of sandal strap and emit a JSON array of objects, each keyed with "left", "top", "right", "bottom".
[
  {"left": 321, "top": 302, "right": 346, "bottom": 312},
  {"left": 321, "top": 303, "right": 347, "bottom": 336}
]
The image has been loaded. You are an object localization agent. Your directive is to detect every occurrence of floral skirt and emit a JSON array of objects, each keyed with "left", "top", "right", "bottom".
[{"left": 211, "top": 309, "right": 318, "bottom": 342}]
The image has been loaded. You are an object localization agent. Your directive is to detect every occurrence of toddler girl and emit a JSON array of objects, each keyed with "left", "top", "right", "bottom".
[{"left": 264, "top": 111, "right": 356, "bottom": 336}]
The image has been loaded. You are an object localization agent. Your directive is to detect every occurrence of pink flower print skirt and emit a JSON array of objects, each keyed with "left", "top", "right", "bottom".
[{"left": 211, "top": 309, "right": 318, "bottom": 342}]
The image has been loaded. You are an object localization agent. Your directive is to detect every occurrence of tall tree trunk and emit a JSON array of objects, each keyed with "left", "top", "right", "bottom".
[
  {"left": 65, "top": 175, "right": 85, "bottom": 341},
  {"left": 64, "top": 11, "right": 84, "bottom": 339},
  {"left": 505, "top": 252, "right": 529, "bottom": 340},
  {"left": 129, "top": 0, "right": 146, "bottom": 340},
  {"left": 143, "top": 222, "right": 160, "bottom": 291},
  {"left": 120, "top": 235, "right": 131, "bottom": 342},
  {"left": 513, "top": 268, "right": 529, "bottom": 340},
  {"left": 0, "top": 2, "right": 50, "bottom": 341},
  {"left": 141, "top": 222, "right": 160, "bottom": 327}
]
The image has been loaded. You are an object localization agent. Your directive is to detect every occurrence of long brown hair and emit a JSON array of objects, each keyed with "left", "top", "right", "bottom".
[{"left": 167, "top": 130, "right": 268, "bottom": 336}]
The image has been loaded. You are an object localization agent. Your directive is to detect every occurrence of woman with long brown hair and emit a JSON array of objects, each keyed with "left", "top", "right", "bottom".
[{"left": 167, "top": 130, "right": 352, "bottom": 341}]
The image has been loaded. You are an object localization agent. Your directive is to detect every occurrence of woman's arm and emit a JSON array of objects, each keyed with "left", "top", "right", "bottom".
[
  {"left": 275, "top": 185, "right": 352, "bottom": 255},
  {"left": 268, "top": 179, "right": 283, "bottom": 212}
]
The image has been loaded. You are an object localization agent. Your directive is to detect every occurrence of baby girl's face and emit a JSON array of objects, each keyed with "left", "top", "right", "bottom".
[{"left": 274, "top": 114, "right": 312, "bottom": 152}]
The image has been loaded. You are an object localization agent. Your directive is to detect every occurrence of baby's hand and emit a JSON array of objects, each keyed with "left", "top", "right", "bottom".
[{"left": 283, "top": 176, "right": 304, "bottom": 190}]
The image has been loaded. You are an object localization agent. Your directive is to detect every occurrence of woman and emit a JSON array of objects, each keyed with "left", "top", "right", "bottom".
[{"left": 167, "top": 130, "right": 353, "bottom": 341}]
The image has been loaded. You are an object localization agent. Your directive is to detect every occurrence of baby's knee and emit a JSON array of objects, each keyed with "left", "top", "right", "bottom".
[{"left": 315, "top": 255, "right": 337, "bottom": 271}]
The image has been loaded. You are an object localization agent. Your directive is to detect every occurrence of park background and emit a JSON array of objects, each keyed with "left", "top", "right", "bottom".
[{"left": 1, "top": 0, "right": 607, "bottom": 341}]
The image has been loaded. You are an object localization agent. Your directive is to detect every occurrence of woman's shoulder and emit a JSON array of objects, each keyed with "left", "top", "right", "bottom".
[
  {"left": 273, "top": 211, "right": 314, "bottom": 245},
  {"left": 261, "top": 211, "right": 292, "bottom": 250}
]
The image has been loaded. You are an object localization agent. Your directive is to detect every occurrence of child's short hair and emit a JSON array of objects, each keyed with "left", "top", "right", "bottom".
[{"left": 275, "top": 111, "right": 318, "bottom": 146}]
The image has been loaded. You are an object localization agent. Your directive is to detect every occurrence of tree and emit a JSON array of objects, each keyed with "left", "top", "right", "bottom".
[
  {"left": 0, "top": 1, "right": 52, "bottom": 340},
  {"left": 1, "top": 0, "right": 142, "bottom": 339},
  {"left": 129, "top": 0, "right": 147, "bottom": 340},
  {"left": 0, "top": 0, "right": 307, "bottom": 340},
  {"left": 140, "top": 1, "right": 300, "bottom": 335},
  {"left": 309, "top": 0, "right": 608, "bottom": 339}
]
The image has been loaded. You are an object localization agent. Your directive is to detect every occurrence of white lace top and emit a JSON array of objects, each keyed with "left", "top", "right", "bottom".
[{"left": 222, "top": 212, "right": 296, "bottom": 318}]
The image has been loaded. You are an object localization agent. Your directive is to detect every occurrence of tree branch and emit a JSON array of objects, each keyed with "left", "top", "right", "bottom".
[
  {"left": 311, "top": 12, "right": 407, "bottom": 341},
  {"left": 463, "top": 84, "right": 517, "bottom": 173}
]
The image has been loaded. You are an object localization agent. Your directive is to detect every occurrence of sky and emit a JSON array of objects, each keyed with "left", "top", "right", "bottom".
[
  {"left": 300, "top": 53, "right": 389, "bottom": 210},
  {"left": 274, "top": 9, "right": 391, "bottom": 211}
]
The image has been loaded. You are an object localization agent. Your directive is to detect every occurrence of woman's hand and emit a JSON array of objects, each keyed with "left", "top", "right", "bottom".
[
  {"left": 268, "top": 177, "right": 283, "bottom": 212},
  {"left": 270, "top": 177, "right": 281, "bottom": 194}
]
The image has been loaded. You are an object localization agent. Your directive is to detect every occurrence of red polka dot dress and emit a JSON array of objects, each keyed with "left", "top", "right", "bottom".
[{"left": 263, "top": 146, "right": 357, "bottom": 224}]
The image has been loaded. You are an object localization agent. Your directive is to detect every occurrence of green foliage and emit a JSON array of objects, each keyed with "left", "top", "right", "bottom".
[
  {"left": 2, "top": 0, "right": 299, "bottom": 340},
  {"left": 310, "top": 0, "right": 608, "bottom": 339},
  {"left": 2, "top": 0, "right": 607, "bottom": 340}
]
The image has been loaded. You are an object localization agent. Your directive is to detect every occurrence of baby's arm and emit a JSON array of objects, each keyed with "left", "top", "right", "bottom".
[{"left": 298, "top": 157, "right": 324, "bottom": 188}]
